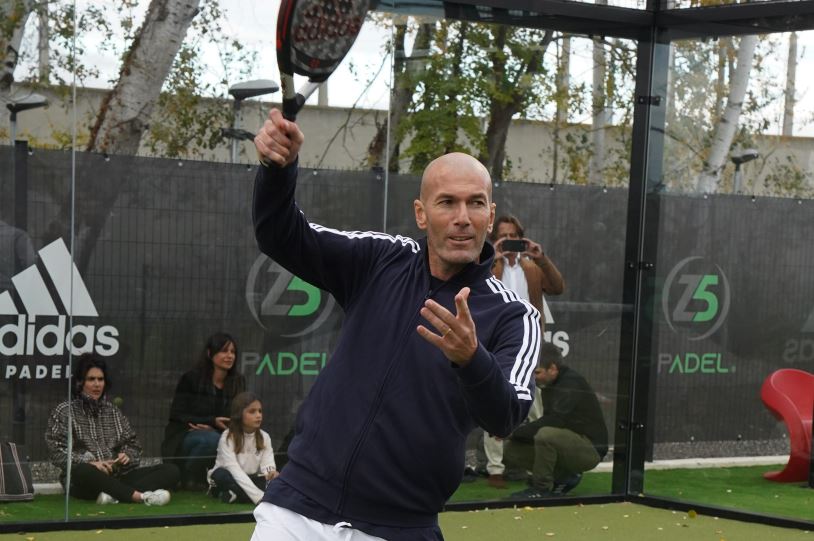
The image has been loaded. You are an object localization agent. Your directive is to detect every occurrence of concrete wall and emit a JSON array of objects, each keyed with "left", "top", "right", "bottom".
[{"left": 6, "top": 84, "right": 814, "bottom": 194}]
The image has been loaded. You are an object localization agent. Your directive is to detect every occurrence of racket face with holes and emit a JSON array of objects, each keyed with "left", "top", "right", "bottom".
[{"left": 277, "top": 0, "right": 368, "bottom": 82}]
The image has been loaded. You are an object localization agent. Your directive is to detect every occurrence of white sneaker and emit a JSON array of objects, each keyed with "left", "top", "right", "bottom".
[
  {"left": 96, "top": 492, "right": 118, "bottom": 505},
  {"left": 220, "top": 489, "right": 237, "bottom": 504},
  {"left": 142, "top": 489, "right": 171, "bottom": 506}
]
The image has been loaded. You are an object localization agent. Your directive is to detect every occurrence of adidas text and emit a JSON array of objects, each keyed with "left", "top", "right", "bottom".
[{"left": 0, "top": 315, "right": 119, "bottom": 357}]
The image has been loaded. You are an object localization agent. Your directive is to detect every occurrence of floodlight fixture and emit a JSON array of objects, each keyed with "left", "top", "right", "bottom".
[
  {"left": 226, "top": 79, "right": 280, "bottom": 162},
  {"left": 7, "top": 92, "right": 49, "bottom": 144},
  {"left": 731, "top": 148, "right": 760, "bottom": 193}
]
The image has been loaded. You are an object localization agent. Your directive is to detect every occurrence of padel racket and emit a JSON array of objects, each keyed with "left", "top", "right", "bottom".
[{"left": 277, "top": 0, "right": 370, "bottom": 121}]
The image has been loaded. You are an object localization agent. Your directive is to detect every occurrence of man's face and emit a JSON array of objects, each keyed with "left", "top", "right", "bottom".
[
  {"left": 415, "top": 156, "right": 495, "bottom": 280},
  {"left": 496, "top": 221, "right": 521, "bottom": 263},
  {"left": 496, "top": 221, "right": 521, "bottom": 242},
  {"left": 534, "top": 364, "right": 558, "bottom": 386}
]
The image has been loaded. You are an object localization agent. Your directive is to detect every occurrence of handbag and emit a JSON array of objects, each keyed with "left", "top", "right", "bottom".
[{"left": 0, "top": 442, "right": 34, "bottom": 502}]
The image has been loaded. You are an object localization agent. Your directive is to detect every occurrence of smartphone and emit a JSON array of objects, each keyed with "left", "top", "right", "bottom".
[{"left": 501, "top": 239, "right": 527, "bottom": 252}]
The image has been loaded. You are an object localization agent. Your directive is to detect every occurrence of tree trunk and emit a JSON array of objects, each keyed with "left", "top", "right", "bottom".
[
  {"left": 552, "top": 35, "right": 570, "bottom": 184},
  {"left": 481, "top": 29, "right": 553, "bottom": 181},
  {"left": 37, "top": 2, "right": 49, "bottom": 82},
  {"left": 54, "top": 0, "right": 201, "bottom": 274},
  {"left": 367, "top": 22, "right": 432, "bottom": 172},
  {"left": 441, "top": 22, "right": 467, "bottom": 154},
  {"left": 782, "top": 32, "right": 797, "bottom": 137},
  {"left": 87, "top": 0, "right": 200, "bottom": 154},
  {"left": 0, "top": 0, "right": 33, "bottom": 133},
  {"left": 696, "top": 35, "right": 758, "bottom": 193},
  {"left": 664, "top": 0, "right": 676, "bottom": 123},
  {"left": 590, "top": 31, "right": 607, "bottom": 186},
  {"left": 713, "top": 37, "right": 729, "bottom": 124}
]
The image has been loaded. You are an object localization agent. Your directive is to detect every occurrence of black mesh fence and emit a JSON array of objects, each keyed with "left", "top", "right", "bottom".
[{"left": 1, "top": 147, "right": 813, "bottom": 466}]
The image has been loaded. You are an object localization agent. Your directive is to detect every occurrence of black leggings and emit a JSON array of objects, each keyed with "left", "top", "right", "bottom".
[
  {"left": 69, "top": 463, "right": 180, "bottom": 503},
  {"left": 210, "top": 467, "right": 265, "bottom": 503}
]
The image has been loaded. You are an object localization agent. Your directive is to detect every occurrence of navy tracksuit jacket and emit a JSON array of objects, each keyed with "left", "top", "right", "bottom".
[{"left": 253, "top": 161, "right": 541, "bottom": 529}]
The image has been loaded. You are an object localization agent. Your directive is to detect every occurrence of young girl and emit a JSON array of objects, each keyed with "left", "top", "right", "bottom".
[{"left": 208, "top": 391, "right": 278, "bottom": 504}]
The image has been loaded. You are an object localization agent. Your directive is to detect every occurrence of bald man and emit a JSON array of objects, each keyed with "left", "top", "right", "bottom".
[{"left": 250, "top": 109, "right": 541, "bottom": 541}]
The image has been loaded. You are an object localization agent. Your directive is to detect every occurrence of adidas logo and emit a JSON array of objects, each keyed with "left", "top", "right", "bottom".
[{"left": 0, "top": 239, "right": 119, "bottom": 357}]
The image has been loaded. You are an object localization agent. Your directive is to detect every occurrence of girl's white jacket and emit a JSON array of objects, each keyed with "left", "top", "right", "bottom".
[{"left": 207, "top": 429, "right": 276, "bottom": 504}]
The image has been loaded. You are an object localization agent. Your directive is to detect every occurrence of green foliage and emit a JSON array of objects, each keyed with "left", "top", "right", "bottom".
[
  {"left": 761, "top": 154, "right": 813, "bottom": 197},
  {"left": 8, "top": 0, "right": 258, "bottom": 159},
  {"left": 144, "top": 0, "right": 259, "bottom": 158},
  {"left": 146, "top": 44, "right": 231, "bottom": 158}
]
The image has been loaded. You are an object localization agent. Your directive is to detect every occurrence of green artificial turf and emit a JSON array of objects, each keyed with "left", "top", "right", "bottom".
[
  {"left": 2, "top": 504, "right": 813, "bottom": 541},
  {"left": 2, "top": 465, "right": 813, "bottom": 526},
  {"left": 0, "top": 492, "right": 254, "bottom": 524},
  {"left": 644, "top": 465, "right": 814, "bottom": 522}
]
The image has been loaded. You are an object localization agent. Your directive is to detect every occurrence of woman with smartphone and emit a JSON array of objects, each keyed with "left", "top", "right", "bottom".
[{"left": 45, "top": 353, "right": 179, "bottom": 506}]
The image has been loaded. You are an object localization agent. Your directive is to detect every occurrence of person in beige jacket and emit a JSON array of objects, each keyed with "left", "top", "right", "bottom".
[{"left": 484, "top": 214, "right": 564, "bottom": 488}]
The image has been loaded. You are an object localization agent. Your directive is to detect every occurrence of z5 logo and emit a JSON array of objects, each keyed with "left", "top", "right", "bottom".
[
  {"left": 245, "top": 255, "right": 336, "bottom": 338},
  {"left": 662, "top": 256, "right": 730, "bottom": 341}
]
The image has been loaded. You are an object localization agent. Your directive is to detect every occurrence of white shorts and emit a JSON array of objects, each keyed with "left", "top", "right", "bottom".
[{"left": 250, "top": 502, "right": 388, "bottom": 541}]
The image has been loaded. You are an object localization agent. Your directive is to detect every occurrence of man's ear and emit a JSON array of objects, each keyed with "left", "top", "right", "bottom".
[
  {"left": 487, "top": 202, "right": 496, "bottom": 233},
  {"left": 414, "top": 199, "right": 427, "bottom": 230}
]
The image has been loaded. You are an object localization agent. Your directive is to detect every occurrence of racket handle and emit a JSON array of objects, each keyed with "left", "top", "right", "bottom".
[
  {"left": 282, "top": 81, "right": 322, "bottom": 121},
  {"left": 283, "top": 96, "right": 305, "bottom": 122}
]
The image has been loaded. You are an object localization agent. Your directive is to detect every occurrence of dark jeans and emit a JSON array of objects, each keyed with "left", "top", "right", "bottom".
[
  {"left": 69, "top": 462, "right": 180, "bottom": 503},
  {"left": 180, "top": 430, "right": 220, "bottom": 486},
  {"left": 210, "top": 468, "right": 265, "bottom": 503}
]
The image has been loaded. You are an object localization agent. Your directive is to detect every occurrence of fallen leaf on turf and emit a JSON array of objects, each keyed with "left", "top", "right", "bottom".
[
  {"left": 545, "top": 532, "right": 555, "bottom": 536},
  {"left": 601, "top": 526, "right": 609, "bottom": 530},
  {"left": 461, "top": 526, "right": 468, "bottom": 529}
]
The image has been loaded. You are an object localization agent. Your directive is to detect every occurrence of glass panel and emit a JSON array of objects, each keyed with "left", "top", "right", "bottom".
[
  {"left": 59, "top": 0, "right": 395, "bottom": 524},
  {"left": 379, "top": 13, "right": 636, "bottom": 503},
  {"left": 645, "top": 30, "right": 814, "bottom": 523},
  {"left": 1, "top": 0, "right": 74, "bottom": 522},
  {"left": 4, "top": 0, "right": 647, "bottom": 529}
]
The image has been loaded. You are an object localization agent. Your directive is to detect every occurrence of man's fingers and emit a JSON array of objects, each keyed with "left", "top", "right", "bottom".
[
  {"left": 420, "top": 305, "right": 452, "bottom": 337},
  {"left": 256, "top": 109, "right": 302, "bottom": 166},
  {"left": 454, "top": 287, "right": 472, "bottom": 321},
  {"left": 416, "top": 324, "right": 445, "bottom": 346}
]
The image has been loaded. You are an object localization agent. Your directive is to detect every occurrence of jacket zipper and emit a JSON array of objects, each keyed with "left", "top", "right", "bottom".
[{"left": 335, "top": 279, "right": 445, "bottom": 515}]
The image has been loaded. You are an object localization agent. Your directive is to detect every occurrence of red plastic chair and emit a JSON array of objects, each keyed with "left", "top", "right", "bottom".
[{"left": 761, "top": 368, "right": 814, "bottom": 483}]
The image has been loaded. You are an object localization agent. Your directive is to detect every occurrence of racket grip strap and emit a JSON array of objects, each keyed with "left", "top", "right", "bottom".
[{"left": 282, "top": 96, "right": 304, "bottom": 121}]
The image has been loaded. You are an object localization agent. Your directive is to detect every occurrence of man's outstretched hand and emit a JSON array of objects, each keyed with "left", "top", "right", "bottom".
[{"left": 417, "top": 287, "right": 478, "bottom": 367}]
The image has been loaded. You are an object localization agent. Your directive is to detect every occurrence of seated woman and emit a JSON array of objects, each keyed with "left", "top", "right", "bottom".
[
  {"left": 45, "top": 353, "right": 179, "bottom": 505},
  {"left": 162, "top": 332, "right": 246, "bottom": 489}
]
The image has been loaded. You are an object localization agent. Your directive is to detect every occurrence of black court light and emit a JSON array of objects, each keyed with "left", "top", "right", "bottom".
[
  {"left": 225, "top": 79, "right": 280, "bottom": 163},
  {"left": 731, "top": 148, "right": 759, "bottom": 194},
  {"left": 6, "top": 92, "right": 49, "bottom": 144}
]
